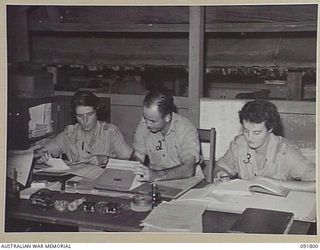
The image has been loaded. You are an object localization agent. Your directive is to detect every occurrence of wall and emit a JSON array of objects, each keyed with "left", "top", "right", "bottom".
[{"left": 55, "top": 91, "right": 189, "bottom": 145}]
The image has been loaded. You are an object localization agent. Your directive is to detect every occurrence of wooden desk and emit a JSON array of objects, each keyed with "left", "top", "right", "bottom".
[
  {"left": 7, "top": 191, "right": 149, "bottom": 232},
  {"left": 7, "top": 191, "right": 316, "bottom": 234}
]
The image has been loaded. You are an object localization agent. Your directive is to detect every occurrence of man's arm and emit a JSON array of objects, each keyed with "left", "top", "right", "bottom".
[{"left": 134, "top": 154, "right": 197, "bottom": 182}]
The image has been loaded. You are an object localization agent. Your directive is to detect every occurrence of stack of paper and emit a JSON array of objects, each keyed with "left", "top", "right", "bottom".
[
  {"left": 178, "top": 180, "right": 316, "bottom": 222},
  {"left": 7, "top": 148, "right": 34, "bottom": 186},
  {"left": 141, "top": 200, "right": 207, "bottom": 232},
  {"left": 34, "top": 158, "right": 104, "bottom": 179}
]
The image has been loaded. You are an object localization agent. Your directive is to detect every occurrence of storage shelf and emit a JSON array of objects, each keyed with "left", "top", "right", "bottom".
[{"left": 29, "top": 21, "right": 317, "bottom": 33}]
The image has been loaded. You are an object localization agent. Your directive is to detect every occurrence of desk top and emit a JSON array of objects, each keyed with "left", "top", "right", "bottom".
[
  {"left": 7, "top": 191, "right": 149, "bottom": 232},
  {"left": 7, "top": 190, "right": 315, "bottom": 234}
]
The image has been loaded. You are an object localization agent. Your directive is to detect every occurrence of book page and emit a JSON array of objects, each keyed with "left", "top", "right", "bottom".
[
  {"left": 106, "top": 158, "right": 144, "bottom": 170},
  {"left": 69, "top": 164, "right": 105, "bottom": 179},
  {"left": 210, "top": 179, "right": 253, "bottom": 196},
  {"left": 7, "top": 148, "right": 34, "bottom": 186},
  {"left": 141, "top": 200, "right": 207, "bottom": 232},
  {"left": 249, "top": 178, "right": 289, "bottom": 197},
  {"left": 33, "top": 158, "right": 71, "bottom": 173}
]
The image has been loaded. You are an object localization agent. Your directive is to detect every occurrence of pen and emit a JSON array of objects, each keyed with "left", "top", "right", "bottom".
[
  {"left": 220, "top": 174, "right": 238, "bottom": 180},
  {"left": 219, "top": 175, "right": 231, "bottom": 180}
]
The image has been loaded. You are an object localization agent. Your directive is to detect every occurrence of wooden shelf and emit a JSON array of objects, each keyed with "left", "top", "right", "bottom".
[{"left": 29, "top": 21, "right": 317, "bottom": 33}]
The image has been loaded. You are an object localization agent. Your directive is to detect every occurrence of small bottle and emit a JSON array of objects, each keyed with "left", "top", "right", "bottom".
[{"left": 151, "top": 183, "right": 161, "bottom": 209}]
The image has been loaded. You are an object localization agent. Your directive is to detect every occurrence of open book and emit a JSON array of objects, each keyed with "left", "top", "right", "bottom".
[
  {"left": 248, "top": 178, "right": 290, "bottom": 197},
  {"left": 211, "top": 178, "right": 290, "bottom": 197}
]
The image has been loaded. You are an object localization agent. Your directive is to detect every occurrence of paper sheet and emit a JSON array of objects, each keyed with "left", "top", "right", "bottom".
[
  {"left": 209, "top": 179, "right": 253, "bottom": 196},
  {"left": 107, "top": 158, "right": 143, "bottom": 170},
  {"left": 29, "top": 103, "right": 53, "bottom": 138},
  {"left": 69, "top": 164, "right": 104, "bottom": 179},
  {"left": 178, "top": 182, "right": 316, "bottom": 222},
  {"left": 34, "top": 158, "right": 71, "bottom": 173},
  {"left": 7, "top": 148, "right": 34, "bottom": 186},
  {"left": 141, "top": 200, "right": 207, "bottom": 232}
]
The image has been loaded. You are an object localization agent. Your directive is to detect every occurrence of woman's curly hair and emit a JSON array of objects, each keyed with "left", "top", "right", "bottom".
[{"left": 239, "top": 100, "right": 283, "bottom": 136}]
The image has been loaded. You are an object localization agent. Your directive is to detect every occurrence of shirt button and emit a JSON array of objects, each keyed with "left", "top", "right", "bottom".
[{"left": 163, "top": 154, "right": 165, "bottom": 157}]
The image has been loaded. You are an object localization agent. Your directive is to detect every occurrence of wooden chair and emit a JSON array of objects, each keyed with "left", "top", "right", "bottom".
[{"left": 198, "top": 128, "right": 216, "bottom": 183}]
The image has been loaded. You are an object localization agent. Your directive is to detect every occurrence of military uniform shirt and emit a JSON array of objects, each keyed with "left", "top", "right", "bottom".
[
  {"left": 216, "top": 133, "right": 315, "bottom": 181},
  {"left": 45, "top": 120, "right": 133, "bottom": 162},
  {"left": 133, "top": 112, "right": 200, "bottom": 170}
]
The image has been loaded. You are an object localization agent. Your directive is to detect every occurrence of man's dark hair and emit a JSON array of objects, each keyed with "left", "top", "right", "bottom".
[
  {"left": 239, "top": 100, "right": 283, "bottom": 135},
  {"left": 143, "top": 88, "right": 177, "bottom": 117}
]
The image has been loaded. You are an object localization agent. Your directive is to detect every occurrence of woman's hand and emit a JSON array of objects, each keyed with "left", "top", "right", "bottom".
[{"left": 213, "top": 170, "right": 231, "bottom": 184}]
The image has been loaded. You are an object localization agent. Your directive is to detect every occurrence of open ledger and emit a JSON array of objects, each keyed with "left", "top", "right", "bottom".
[
  {"left": 36, "top": 158, "right": 203, "bottom": 199},
  {"left": 94, "top": 159, "right": 203, "bottom": 198},
  {"left": 211, "top": 178, "right": 290, "bottom": 197}
]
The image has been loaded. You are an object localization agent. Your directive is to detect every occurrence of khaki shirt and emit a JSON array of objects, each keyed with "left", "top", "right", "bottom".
[
  {"left": 45, "top": 121, "right": 133, "bottom": 162},
  {"left": 217, "top": 133, "right": 315, "bottom": 181},
  {"left": 133, "top": 113, "right": 200, "bottom": 170}
]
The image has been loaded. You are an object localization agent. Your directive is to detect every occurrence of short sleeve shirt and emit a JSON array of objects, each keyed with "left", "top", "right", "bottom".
[
  {"left": 133, "top": 113, "right": 200, "bottom": 170},
  {"left": 216, "top": 133, "right": 315, "bottom": 181},
  {"left": 44, "top": 121, "right": 133, "bottom": 162}
]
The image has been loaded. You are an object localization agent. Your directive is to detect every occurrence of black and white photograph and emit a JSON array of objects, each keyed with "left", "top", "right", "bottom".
[{"left": 4, "top": 3, "right": 318, "bottom": 242}]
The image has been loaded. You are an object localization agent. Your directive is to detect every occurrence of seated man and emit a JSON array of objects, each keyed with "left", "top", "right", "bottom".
[
  {"left": 214, "top": 100, "right": 315, "bottom": 192},
  {"left": 133, "top": 89, "right": 201, "bottom": 182},
  {"left": 35, "top": 90, "right": 133, "bottom": 165}
]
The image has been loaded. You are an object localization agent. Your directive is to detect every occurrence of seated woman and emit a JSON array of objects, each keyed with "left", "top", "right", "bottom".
[
  {"left": 214, "top": 100, "right": 316, "bottom": 192},
  {"left": 36, "top": 90, "right": 133, "bottom": 165}
]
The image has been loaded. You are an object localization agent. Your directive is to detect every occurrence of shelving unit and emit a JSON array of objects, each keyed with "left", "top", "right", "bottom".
[{"left": 7, "top": 5, "right": 317, "bottom": 130}]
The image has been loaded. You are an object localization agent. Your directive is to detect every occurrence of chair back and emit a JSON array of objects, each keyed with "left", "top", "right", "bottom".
[{"left": 198, "top": 128, "right": 216, "bottom": 183}]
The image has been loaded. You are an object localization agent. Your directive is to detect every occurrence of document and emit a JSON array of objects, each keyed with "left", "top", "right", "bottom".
[
  {"left": 34, "top": 158, "right": 104, "bottom": 179},
  {"left": 29, "top": 103, "right": 53, "bottom": 138},
  {"left": 34, "top": 158, "right": 71, "bottom": 173},
  {"left": 69, "top": 164, "right": 104, "bottom": 179},
  {"left": 210, "top": 178, "right": 290, "bottom": 197},
  {"left": 7, "top": 148, "right": 34, "bottom": 186},
  {"left": 179, "top": 180, "right": 316, "bottom": 222},
  {"left": 141, "top": 200, "right": 207, "bottom": 232}
]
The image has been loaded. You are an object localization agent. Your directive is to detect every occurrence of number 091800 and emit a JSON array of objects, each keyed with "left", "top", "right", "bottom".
[{"left": 300, "top": 244, "right": 318, "bottom": 248}]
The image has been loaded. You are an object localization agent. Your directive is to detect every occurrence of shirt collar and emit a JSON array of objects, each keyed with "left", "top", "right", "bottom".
[{"left": 264, "top": 133, "right": 281, "bottom": 163}]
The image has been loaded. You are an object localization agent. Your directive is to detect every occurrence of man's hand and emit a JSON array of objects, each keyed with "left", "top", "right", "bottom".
[
  {"left": 86, "top": 155, "right": 109, "bottom": 166},
  {"left": 134, "top": 165, "right": 155, "bottom": 182}
]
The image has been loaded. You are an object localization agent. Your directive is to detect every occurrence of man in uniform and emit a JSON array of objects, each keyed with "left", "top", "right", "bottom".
[{"left": 133, "top": 89, "right": 202, "bottom": 182}]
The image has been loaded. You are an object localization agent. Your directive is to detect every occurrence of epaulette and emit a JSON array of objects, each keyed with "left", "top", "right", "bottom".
[
  {"left": 103, "top": 123, "right": 110, "bottom": 130},
  {"left": 65, "top": 125, "right": 76, "bottom": 133}
]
